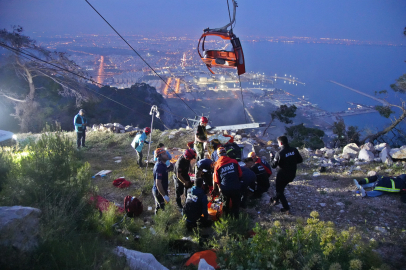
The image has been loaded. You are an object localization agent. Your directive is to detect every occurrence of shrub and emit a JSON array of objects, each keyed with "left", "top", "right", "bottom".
[{"left": 216, "top": 211, "right": 383, "bottom": 269}]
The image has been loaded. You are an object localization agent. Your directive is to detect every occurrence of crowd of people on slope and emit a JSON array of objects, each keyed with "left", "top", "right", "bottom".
[
  {"left": 74, "top": 111, "right": 406, "bottom": 232},
  {"left": 140, "top": 116, "right": 303, "bottom": 231}
]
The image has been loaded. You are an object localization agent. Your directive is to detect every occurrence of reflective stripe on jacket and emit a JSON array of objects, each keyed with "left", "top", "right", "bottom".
[{"left": 374, "top": 178, "right": 400, "bottom": 192}]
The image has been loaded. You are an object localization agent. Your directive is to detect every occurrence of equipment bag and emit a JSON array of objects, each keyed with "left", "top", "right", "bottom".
[{"left": 124, "top": 196, "right": 143, "bottom": 217}]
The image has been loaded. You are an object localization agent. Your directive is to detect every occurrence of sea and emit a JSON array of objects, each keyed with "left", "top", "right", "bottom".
[{"left": 242, "top": 41, "right": 406, "bottom": 134}]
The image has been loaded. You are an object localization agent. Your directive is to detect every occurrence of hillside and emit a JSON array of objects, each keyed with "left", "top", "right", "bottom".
[{"left": 1, "top": 128, "right": 406, "bottom": 269}]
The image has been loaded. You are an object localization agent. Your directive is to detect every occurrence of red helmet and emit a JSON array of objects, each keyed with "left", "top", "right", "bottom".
[
  {"left": 184, "top": 149, "right": 197, "bottom": 160},
  {"left": 144, "top": 127, "right": 151, "bottom": 134},
  {"left": 200, "top": 116, "right": 208, "bottom": 124}
]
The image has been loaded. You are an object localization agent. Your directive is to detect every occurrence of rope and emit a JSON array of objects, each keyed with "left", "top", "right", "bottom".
[
  {"left": 85, "top": 0, "right": 198, "bottom": 116},
  {"left": 226, "top": 1, "right": 247, "bottom": 123}
]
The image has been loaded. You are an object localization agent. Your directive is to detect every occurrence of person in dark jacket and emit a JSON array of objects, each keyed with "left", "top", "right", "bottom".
[
  {"left": 173, "top": 149, "right": 197, "bottom": 210},
  {"left": 183, "top": 177, "right": 211, "bottom": 231},
  {"left": 152, "top": 148, "right": 170, "bottom": 214},
  {"left": 213, "top": 146, "right": 242, "bottom": 218},
  {"left": 196, "top": 158, "right": 214, "bottom": 193},
  {"left": 269, "top": 136, "right": 303, "bottom": 214},
  {"left": 74, "top": 109, "right": 87, "bottom": 149},
  {"left": 240, "top": 165, "right": 256, "bottom": 208},
  {"left": 353, "top": 174, "right": 406, "bottom": 201},
  {"left": 244, "top": 157, "right": 270, "bottom": 197}
]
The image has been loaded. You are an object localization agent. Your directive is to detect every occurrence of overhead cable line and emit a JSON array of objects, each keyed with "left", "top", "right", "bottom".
[
  {"left": 0, "top": 42, "right": 172, "bottom": 128},
  {"left": 84, "top": 0, "right": 198, "bottom": 116},
  {"left": 226, "top": 0, "right": 248, "bottom": 123}
]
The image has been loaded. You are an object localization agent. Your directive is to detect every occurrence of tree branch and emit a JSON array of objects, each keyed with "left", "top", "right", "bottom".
[{"left": 0, "top": 93, "right": 26, "bottom": 102}]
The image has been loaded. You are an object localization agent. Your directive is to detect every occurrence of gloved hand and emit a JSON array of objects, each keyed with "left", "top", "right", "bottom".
[{"left": 164, "top": 195, "right": 170, "bottom": 203}]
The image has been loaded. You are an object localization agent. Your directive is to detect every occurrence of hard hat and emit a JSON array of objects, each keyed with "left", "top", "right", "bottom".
[
  {"left": 144, "top": 127, "right": 151, "bottom": 134},
  {"left": 248, "top": 152, "right": 257, "bottom": 158},
  {"left": 217, "top": 146, "right": 226, "bottom": 156},
  {"left": 184, "top": 149, "right": 197, "bottom": 160},
  {"left": 200, "top": 116, "right": 208, "bottom": 124},
  {"left": 155, "top": 148, "right": 166, "bottom": 157}
]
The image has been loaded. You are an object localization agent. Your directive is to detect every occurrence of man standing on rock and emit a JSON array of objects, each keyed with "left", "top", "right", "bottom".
[
  {"left": 269, "top": 136, "right": 303, "bottom": 214},
  {"left": 74, "top": 109, "right": 87, "bottom": 149},
  {"left": 131, "top": 127, "right": 151, "bottom": 167}
]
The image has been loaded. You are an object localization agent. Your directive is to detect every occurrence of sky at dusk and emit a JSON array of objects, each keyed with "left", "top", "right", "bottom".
[{"left": 0, "top": 0, "right": 405, "bottom": 42}]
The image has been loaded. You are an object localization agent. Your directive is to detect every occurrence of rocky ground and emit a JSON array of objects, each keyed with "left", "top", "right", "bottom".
[{"left": 40, "top": 127, "right": 406, "bottom": 269}]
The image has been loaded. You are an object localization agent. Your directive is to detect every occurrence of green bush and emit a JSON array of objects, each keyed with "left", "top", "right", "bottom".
[
  {"left": 0, "top": 132, "right": 125, "bottom": 269},
  {"left": 216, "top": 211, "right": 383, "bottom": 270}
]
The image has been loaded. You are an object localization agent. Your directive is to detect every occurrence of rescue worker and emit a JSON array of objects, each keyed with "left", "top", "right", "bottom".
[
  {"left": 195, "top": 116, "right": 210, "bottom": 162},
  {"left": 183, "top": 177, "right": 211, "bottom": 231},
  {"left": 196, "top": 158, "right": 214, "bottom": 193},
  {"left": 211, "top": 142, "right": 221, "bottom": 162},
  {"left": 173, "top": 149, "right": 197, "bottom": 209},
  {"left": 269, "top": 136, "right": 303, "bottom": 214},
  {"left": 152, "top": 148, "right": 170, "bottom": 214},
  {"left": 240, "top": 165, "right": 256, "bottom": 208},
  {"left": 244, "top": 157, "right": 270, "bottom": 197},
  {"left": 131, "top": 127, "right": 151, "bottom": 167},
  {"left": 248, "top": 152, "right": 272, "bottom": 177},
  {"left": 153, "top": 143, "right": 173, "bottom": 170},
  {"left": 353, "top": 174, "right": 406, "bottom": 202},
  {"left": 224, "top": 136, "right": 242, "bottom": 161},
  {"left": 74, "top": 109, "right": 87, "bottom": 149},
  {"left": 213, "top": 146, "right": 242, "bottom": 218}
]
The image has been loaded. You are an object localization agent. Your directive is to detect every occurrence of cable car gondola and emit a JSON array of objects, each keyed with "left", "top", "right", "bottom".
[{"left": 197, "top": 0, "right": 245, "bottom": 75}]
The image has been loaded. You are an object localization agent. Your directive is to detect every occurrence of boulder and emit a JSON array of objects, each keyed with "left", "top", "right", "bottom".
[
  {"left": 342, "top": 153, "right": 351, "bottom": 160},
  {"left": 380, "top": 147, "right": 393, "bottom": 165},
  {"left": 104, "top": 123, "right": 113, "bottom": 128},
  {"left": 390, "top": 146, "right": 406, "bottom": 159},
  {"left": 361, "top": 142, "right": 375, "bottom": 153},
  {"left": 114, "top": 246, "right": 168, "bottom": 270},
  {"left": 113, "top": 123, "right": 124, "bottom": 129},
  {"left": 343, "top": 143, "right": 360, "bottom": 158},
  {"left": 358, "top": 149, "right": 374, "bottom": 162},
  {"left": 198, "top": 258, "right": 216, "bottom": 270},
  {"left": 0, "top": 206, "right": 41, "bottom": 252},
  {"left": 315, "top": 149, "right": 323, "bottom": 156},
  {"left": 367, "top": 171, "right": 377, "bottom": 177},
  {"left": 325, "top": 149, "right": 335, "bottom": 158},
  {"left": 374, "top": 143, "right": 388, "bottom": 152}
]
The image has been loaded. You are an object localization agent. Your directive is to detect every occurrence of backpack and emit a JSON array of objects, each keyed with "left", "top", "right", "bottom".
[{"left": 124, "top": 196, "right": 143, "bottom": 217}]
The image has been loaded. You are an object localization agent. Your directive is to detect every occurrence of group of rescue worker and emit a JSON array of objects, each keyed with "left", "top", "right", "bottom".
[
  {"left": 145, "top": 116, "right": 304, "bottom": 231},
  {"left": 74, "top": 109, "right": 406, "bottom": 232}
]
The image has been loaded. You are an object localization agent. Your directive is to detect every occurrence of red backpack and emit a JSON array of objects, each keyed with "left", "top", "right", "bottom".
[{"left": 124, "top": 196, "right": 143, "bottom": 217}]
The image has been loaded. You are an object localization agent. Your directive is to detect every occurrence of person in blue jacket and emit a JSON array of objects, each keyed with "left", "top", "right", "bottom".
[
  {"left": 74, "top": 109, "right": 87, "bottom": 149},
  {"left": 183, "top": 177, "right": 211, "bottom": 231},
  {"left": 131, "top": 127, "right": 151, "bottom": 167}
]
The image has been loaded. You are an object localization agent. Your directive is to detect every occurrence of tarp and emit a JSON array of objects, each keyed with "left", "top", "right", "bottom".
[{"left": 184, "top": 250, "right": 219, "bottom": 269}]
